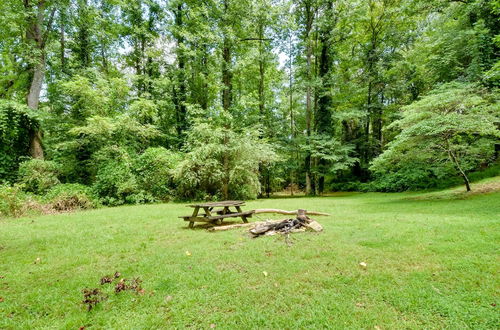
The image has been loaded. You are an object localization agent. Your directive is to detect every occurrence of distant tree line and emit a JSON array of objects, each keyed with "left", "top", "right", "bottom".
[{"left": 0, "top": 0, "right": 498, "bottom": 206}]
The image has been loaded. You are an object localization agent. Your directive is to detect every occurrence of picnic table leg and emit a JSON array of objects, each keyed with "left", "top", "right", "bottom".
[
  {"left": 203, "top": 207, "right": 212, "bottom": 217},
  {"left": 202, "top": 207, "right": 218, "bottom": 225},
  {"left": 235, "top": 206, "right": 248, "bottom": 223},
  {"left": 188, "top": 206, "right": 200, "bottom": 229}
]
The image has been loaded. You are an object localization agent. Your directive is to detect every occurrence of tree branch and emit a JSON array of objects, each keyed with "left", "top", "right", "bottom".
[{"left": 42, "top": 7, "right": 56, "bottom": 47}]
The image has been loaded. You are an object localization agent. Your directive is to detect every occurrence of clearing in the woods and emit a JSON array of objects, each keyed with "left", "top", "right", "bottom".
[{"left": 1, "top": 178, "right": 499, "bottom": 329}]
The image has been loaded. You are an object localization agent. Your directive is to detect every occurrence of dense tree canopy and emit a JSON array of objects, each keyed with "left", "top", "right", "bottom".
[{"left": 0, "top": 0, "right": 498, "bottom": 206}]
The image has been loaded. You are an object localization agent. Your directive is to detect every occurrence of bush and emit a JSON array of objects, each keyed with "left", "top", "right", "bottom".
[
  {"left": 92, "top": 146, "right": 139, "bottom": 206},
  {"left": 0, "top": 100, "right": 39, "bottom": 183},
  {"left": 44, "top": 184, "right": 98, "bottom": 211},
  {"left": 17, "top": 159, "right": 61, "bottom": 194},
  {"left": 134, "top": 147, "right": 181, "bottom": 201},
  {"left": 173, "top": 122, "right": 277, "bottom": 200},
  {"left": 0, "top": 184, "right": 30, "bottom": 218}
]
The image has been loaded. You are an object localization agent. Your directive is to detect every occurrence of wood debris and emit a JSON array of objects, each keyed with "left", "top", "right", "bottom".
[
  {"left": 208, "top": 209, "right": 325, "bottom": 236},
  {"left": 253, "top": 209, "right": 330, "bottom": 216}
]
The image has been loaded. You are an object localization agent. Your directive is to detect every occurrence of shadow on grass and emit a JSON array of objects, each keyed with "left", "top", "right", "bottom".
[{"left": 180, "top": 220, "right": 243, "bottom": 230}]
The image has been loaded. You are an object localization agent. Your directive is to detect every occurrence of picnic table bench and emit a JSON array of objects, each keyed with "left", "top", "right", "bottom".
[{"left": 179, "top": 200, "right": 254, "bottom": 228}]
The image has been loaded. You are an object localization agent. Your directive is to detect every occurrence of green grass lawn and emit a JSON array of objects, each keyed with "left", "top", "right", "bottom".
[{"left": 1, "top": 185, "right": 499, "bottom": 329}]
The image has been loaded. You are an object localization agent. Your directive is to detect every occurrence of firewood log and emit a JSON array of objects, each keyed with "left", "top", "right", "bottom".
[{"left": 253, "top": 209, "right": 330, "bottom": 216}]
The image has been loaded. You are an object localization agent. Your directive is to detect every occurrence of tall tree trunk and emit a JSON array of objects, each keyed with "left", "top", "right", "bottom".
[
  {"left": 25, "top": 0, "right": 52, "bottom": 160},
  {"left": 222, "top": 37, "right": 232, "bottom": 112},
  {"left": 221, "top": 1, "right": 232, "bottom": 199},
  {"left": 174, "top": 4, "right": 187, "bottom": 140},
  {"left": 200, "top": 45, "right": 209, "bottom": 110},
  {"left": 258, "top": 24, "right": 265, "bottom": 120},
  {"left": 27, "top": 59, "right": 45, "bottom": 159},
  {"left": 289, "top": 33, "right": 295, "bottom": 196},
  {"left": 60, "top": 9, "right": 66, "bottom": 74},
  {"left": 316, "top": 1, "right": 334, "bottom": 194},
  {"left": 304, "top": 1, "right": 313, "bottom": 195},
  {"left": 221, "top": 0, "right": 232, "bottom": 113},
  {"left": 77, "top": 0, "right": 91, "bottom": 68}
]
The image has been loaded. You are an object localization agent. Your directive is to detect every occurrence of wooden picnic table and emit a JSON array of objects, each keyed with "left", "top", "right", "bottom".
[{"left": 179, "top": 200, "right": 254, "bottom": 228}]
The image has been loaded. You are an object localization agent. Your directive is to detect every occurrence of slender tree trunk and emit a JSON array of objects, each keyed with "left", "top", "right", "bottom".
[
  {"left": 221, "top": 1, "right": 232, "bottom": 199},
  {"left": 60, "top": 9, "right": 66, "bottom": 74},
  {"left": 222, "top": 37, "right": 232, "bottom": 112},
  {"left": 289, "top": 33, "right": 294, "bottom": 196},
  {"left": 175, "top": 4, "right": 187, "bottom": 139},
  {"left": 316, "top": 1, "right": 334, "bottom": 194},
  {"left": 304, "top": 1, "right": 313, "bottom": 195},
  {"left": 258, "top": 24, "right": 265, "bottom": 120},
  {"left": 448, "top": 148, "right": 471, "bottom": 192},
  {"left": 200, "top": 45, "right": 209, "bottom": 110}
]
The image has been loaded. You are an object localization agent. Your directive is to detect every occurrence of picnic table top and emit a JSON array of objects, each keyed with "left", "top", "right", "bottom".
[{"left": 187, "top": 200, "right": 245, "bottom": 208}]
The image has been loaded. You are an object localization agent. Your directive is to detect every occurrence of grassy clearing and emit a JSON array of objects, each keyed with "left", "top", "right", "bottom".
[{"left": 1, "top": 184, "right": 499, "bottom": 329}]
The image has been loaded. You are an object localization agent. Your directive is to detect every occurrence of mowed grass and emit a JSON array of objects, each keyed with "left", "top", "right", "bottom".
[{"left": 1, "top": 186, "right": 499, "bottom": 329}]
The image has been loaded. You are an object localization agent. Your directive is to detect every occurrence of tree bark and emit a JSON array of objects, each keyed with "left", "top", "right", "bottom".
[
  {"left": 221, "top": 0, "right": 232, "bottom": 113},
  {"left": 289, "top": 33, "right": 295, "bottom": 196},
  {"left": 25, "top": 0, "right": 52, "bottom": 160},
  {"left": 60, "top": 8, "right": 66, "bottom": 73},
  {"left": 316, "top": 1, "right": 334, "bottom": 194},
  {"left": 77, "top": 0, "right": 91, "bottom": 68},
  {"left": 258, "top": 24, "right": 265, "bottom": 119},
  {"left": 448, "top": 148, "right": 471, "bottom": 192},
  {"left": 304, "top": 0, "right": 314, "bottom": 195},
  {"left": 222, "top": 37, "right": 232, "bottom": 112},
  {"left": 174, "top": 3, "right": 187, "bottom": 140}
]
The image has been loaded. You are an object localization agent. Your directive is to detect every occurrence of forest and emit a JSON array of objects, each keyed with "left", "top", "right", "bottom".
[{"left": 0, "top": 0, "right": 499, "bottom": 213}]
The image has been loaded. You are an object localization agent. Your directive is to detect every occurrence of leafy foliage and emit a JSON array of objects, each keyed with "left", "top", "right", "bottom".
[
  {"left": 91, "top": 146, "right": 141, "bottom": 206},
  {"left": 0, "top": 0, "right": 498, "bottom": 205},
  {"left": 17, "top": 159, "right": 61, "bottom": 194},
  {"left": 134, "top": 147, "right": 181, "bottom": 201},
  {"left": 371, "top": 83, "right": 499, "bottom": 191},
  {"left": 0, "top": 100, "right": 39, "bottom": 183},
  {"left": 0, "top": 184, "right": 30, "bottom": 218},
  {"left": 174, "top": 121, "right": 277, "bottom": 200},
  {"left": 44, "top": 184, "right": 98, "bottom": 211}
]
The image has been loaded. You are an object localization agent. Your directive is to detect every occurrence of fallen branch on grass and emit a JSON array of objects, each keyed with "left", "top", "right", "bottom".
[
  {"left": 253, "top": 209, "right": 330, "bottom": 216},
  {"left": 207, "top": 219, "right": 285, "bottom": 232}
]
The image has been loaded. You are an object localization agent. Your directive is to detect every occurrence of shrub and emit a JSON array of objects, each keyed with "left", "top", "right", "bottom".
[
  {"left": 0, "top": 100, "right": 39, "bottom": 183},
  {"left": 92, "top": 146, "right": 139, "bottom": 206},
  {"left": 45, "top": 184, "right": 98, "bottom": 211},
  {"left": 173, "top": 121, "right": 277, "bottom": 200},
  {"left": 17, "top": 159, "right": 60, "bottom": 194},
  {"left": 134, "top": 147, "right": 181, "bottom": 201},
  {"left": 0, "top": 184, "right": 29, "bottom": 218}
]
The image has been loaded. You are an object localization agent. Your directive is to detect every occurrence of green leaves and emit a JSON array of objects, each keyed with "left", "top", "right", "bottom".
[
  {"left": 0, "top": 100, "right": 40, "bottom": 183},
  {"left": 174, "top": 122, "right": 277, "bottom": 200},
  {"left": 371, "top": 82, "right": 499, "bottom": 191}
]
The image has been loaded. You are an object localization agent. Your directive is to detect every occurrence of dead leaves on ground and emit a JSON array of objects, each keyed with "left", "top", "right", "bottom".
[
  {"left": 82, "top": 272, "right": 145, "bottom": 312},
  {"left": 114, "top": 277, "right": 144, "bottom": 295},
  {"left": 82, "top": 288, "right": 107, "bottom": 311}
]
